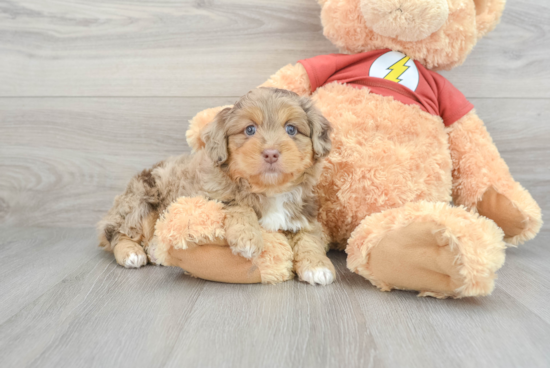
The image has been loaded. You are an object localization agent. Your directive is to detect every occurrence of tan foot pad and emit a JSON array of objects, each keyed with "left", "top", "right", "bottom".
[
  {"left": 477, "top": 187, "right": 527, "bottom": 238},
  {"left": 368, "top": 222, "right": 463, "bottom": 297}
]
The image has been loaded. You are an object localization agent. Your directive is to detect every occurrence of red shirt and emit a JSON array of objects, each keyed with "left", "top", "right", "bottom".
[{"left": 298, "top": 49, "right": 473, "bottom": 126}]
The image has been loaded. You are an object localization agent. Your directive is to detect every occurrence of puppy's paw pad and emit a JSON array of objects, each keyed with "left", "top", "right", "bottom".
[
  {"left": 123, "top": 253, "right": 147, "bottom": 269},
  {"left": 300, "top": 267, "right": 335, "bottom": 286}
]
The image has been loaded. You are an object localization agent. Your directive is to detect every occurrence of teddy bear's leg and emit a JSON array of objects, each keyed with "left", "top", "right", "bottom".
[
  {"left": 347, "top": 202, "right": 506, "bottom": 298},
  {"left": 149, "top": 196, "right": 294, "bottom": 284},
  {"left": 448, "top": 111, "right": 542, "bottom": 245}
]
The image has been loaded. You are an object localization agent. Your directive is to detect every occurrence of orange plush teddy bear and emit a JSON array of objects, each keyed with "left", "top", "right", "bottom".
[{"left": 150, "top": 0, "right": 542, "bottom": 298}]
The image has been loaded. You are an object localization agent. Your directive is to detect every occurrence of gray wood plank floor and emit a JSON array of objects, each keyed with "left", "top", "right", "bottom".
[{"left": 1, "top": 0, "right": 549, "bottom": 367}]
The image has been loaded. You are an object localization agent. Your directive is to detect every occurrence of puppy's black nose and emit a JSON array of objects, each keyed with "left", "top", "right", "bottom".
[{"left": 262, "top": 149, "right": 280, "bottom": 164}]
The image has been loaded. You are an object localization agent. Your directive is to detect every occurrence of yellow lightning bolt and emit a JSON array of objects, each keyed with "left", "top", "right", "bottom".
[{"left": 383, "top": 56, "right": 410, "bottom": 83}]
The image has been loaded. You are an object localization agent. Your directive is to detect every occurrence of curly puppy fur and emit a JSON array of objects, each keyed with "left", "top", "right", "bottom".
[{"left": 98, "top": 88, "right": 335, "bottom": 283}]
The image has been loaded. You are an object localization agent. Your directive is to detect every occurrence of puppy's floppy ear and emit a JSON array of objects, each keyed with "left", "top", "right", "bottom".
[
  {"left": 200, "top": 107, "right": 231, "bottom": 166},
  {"left": 301, "top": 97, "right": 332, "bottom": 160}
]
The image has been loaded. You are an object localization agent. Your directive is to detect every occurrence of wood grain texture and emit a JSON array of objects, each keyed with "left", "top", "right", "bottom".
[
  {"left": 0, "top": 0, "right": 548, "bottom": 98},
  {"left": 441, "top": 0, "right": 550, "bottom": 98},
  {"left": 1, "top": 97, "right": 548, "bottom": 228},
  {"left": 1, "top": 228, "right": 549, "bottom": 368},
  {"left": 1, "top": 0, "right": 550, "bottom": 367},
  {"left": 0, "top": 0, "right": 334, "bottom": 97},
  {"left": 0, "top": 96, "right": 234, "bottom": 227},
  {"left": 0, "top": 228, "right": 208, "bottom": 368}
]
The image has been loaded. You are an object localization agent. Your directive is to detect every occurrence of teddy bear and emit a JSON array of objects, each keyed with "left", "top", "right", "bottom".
[{"left": 149, "top": 0, "right": 542, "bottom": 298}]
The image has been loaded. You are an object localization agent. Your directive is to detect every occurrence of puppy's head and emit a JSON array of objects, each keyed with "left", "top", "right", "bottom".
[{"left": 201, "top": 88, "right": 331, "bottom": 193}]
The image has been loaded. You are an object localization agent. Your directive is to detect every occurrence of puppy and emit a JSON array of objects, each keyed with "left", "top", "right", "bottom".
[{"left": 98, "top": 88, "right": 335, "bottom": 285}]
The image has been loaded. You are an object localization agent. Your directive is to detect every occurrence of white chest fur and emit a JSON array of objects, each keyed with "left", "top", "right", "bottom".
[{"left": 259, "top": 188, "right": 306, "bottom": 232}]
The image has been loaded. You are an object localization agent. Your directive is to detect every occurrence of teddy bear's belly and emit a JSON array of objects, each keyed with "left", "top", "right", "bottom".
[{"left": 313, "top": 83, "right": 452, "bottom": 248}]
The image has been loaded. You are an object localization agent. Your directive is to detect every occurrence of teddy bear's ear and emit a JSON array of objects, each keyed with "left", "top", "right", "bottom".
[{"left": 474, "top": 0, "right": 506, "bottom": 38}]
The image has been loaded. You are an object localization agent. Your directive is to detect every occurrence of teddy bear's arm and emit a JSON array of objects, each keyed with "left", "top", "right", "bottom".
[
  {"left": 447, "top": 110, "right": 542, "bottom": 245},
  {"left": 258, "top": 63, "right": 312, "bottom": 96}
]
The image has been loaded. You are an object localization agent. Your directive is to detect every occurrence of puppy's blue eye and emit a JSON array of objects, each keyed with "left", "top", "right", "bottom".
[
  {"left": 245, "top": 125, "right": 256, "bottom": 136},
  {"left": 286, "top": 125, "right": 297, "bottom": 136}
]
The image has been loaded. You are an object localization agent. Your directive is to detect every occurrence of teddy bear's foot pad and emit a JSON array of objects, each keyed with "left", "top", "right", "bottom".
[
  {"left": 477, "top": 187, "right": 527, "bottom": 239},
  {"left": 348, "top": 202, "right": 507, "bottom": 298},
  {"left": 368, "top": 222, "right": 463, "bottom": 296}
]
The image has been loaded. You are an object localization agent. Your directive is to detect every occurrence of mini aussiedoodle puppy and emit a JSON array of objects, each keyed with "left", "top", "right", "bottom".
[{"left": 98, "top": 87, "right": 335, "bottom": 285}]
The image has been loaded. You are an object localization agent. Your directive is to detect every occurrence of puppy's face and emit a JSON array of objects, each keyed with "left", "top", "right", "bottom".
[{"left": 202, "top": 88, "right": 331, "bottom": 193}]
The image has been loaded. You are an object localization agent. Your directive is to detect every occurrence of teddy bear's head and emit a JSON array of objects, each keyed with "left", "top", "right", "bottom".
[{"left": 319, "top": 0, "right": 505, "bottom": 70}]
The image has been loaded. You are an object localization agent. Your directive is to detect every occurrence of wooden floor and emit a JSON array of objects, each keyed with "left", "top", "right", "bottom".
[{"left": 1, "top": 0, "right": 549, "bottom": 367}]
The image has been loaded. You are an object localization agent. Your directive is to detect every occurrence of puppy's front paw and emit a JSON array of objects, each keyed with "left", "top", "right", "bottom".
[
  {"left": 123, "top": 252, "right": 148, "bottom": 268},
  {"left": 114, "top": 242, "right": 148, "bottom": 269},
  {"left": 299, "top": 267, "right": 335, "bottom": 286},
  {"left": 226, "top": 226, "right": 264, "bottom": 260}
]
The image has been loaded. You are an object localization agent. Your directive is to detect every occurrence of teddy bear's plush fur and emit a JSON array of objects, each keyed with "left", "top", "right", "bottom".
[{"left": 150, "top": 0, "right": 542, "bottom": 297}]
